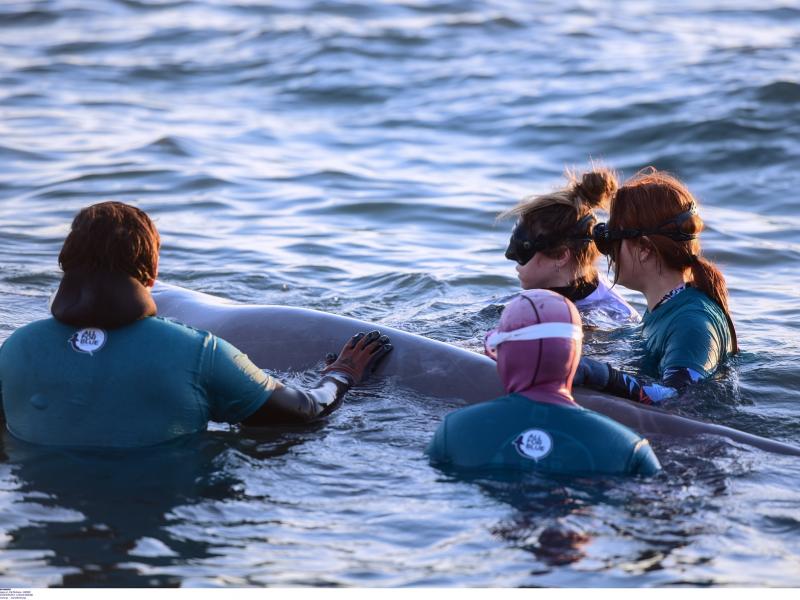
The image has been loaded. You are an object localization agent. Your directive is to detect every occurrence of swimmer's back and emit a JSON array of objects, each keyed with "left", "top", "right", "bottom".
[
  {"left": 0, "top": 316, "right": 274, "bottom": 448},
  {"left": 642, "top": 286, "right": 732, "bottom": 377},
  {"left": 427, "top": 393, "right": 660, "bottom": 477}
]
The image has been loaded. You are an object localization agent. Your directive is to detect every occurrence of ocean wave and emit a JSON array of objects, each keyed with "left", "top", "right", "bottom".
[
  {"left": 755, "top": 80, "right": 800, "bottom": 104},
  {"left": 2, "top": 0, "right": 800, "bottom": 587},
  {"left": 0, "top": 8, "right": 60, "bottom": 27},
  {"left": 0, "top": 143, "right": 50, "bottom": 162}
]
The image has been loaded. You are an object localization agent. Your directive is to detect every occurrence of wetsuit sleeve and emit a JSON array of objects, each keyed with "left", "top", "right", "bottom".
[
  {"left": 578, "top": 356, "right": 704, "bottom": 405},
  {"left": 628, "top": 439, "right": 661, "bottom": 476},
  {"left": 662, "top": 367, "right": 703, "bottom": 388},
  {"left": 241, "top": 376, "right": 349, "bottom": 426},
  {"left": 603, "top": 365, "right": 703, "bottom": 406},
  {"left": 203, "top": 335, "right": 280, "bottom": 424}
]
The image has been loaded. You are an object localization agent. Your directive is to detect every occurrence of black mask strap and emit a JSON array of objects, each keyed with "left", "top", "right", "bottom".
[
  {"left": 592, "top": 206, "right": 698, "bottom": 256},
  {"left": 505, "top": 213, "right": 598, "bottom": 266}
]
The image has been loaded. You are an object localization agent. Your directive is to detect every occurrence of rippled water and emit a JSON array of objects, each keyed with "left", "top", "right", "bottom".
[{"left": 1, "top": 0, "right": 800, "bottom": 587}]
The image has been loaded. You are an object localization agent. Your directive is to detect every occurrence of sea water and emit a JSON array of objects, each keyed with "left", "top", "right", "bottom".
[{"left": 1, "top": 0, "right": 799, "bottom": 587}]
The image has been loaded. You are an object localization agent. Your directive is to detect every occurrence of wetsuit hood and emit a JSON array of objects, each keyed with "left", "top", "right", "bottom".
[
  {"left": 51, "top": 269, "right": 157, "bottom": 329},
  {"left": 487, "top": 289, "right": 581, "bottom": 407},
  {"left": 548, "top": 274, "right": 599, "bottom": 303}
]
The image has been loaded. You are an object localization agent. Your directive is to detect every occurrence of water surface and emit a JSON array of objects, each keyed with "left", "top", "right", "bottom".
[{"left": 1, "top": 0, "right": 799, "bottom": 587}]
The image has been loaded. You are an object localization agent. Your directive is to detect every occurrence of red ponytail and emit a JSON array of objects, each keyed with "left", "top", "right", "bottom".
[
  {"left": 611, "top": 169, "right": 737, "bottom": 352},
  {"left": 690, "top": 255, "right": 738, "bottom": 352}
]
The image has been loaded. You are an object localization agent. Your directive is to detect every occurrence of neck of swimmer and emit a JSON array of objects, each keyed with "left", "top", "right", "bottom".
[
  {"left": 514, "top": 385, "right": 579, "bottom": 408},
  {"left": 550, "top": 262, "right": 594, "bottom": 289},
  {"left": 638, "top": 268, "right": 689, "bottom": 311},
  {"left": 548, "top": 272, "right": 598, "bottom": 303},
  {"left": 51, "top": 268, "right": 157, "bottom": 329}
]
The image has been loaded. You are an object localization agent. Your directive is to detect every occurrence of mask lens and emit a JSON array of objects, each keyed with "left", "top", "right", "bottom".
[
  {"left": 592, "top": 222, "right": 624, "bottom": 258},
  {"left": 592, "top": 222, "right": 614, "bottom": 256},
  {"left": 505, "top": 222, "right": 536, "bottom": 266}
]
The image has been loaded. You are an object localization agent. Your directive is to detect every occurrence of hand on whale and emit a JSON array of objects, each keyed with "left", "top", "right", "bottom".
[
  {"left": 322, "top": 331, "right": 393, "bottom": 385},
  {"left": 240, "top": 330, "right": 393, "bottom": 426}
]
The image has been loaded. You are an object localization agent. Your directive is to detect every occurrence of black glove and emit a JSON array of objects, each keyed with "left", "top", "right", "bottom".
[{"left": 322, "top": 330, "right": 392, "bottom": 385}]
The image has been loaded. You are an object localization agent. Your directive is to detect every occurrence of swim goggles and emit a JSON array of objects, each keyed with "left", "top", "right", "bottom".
[
  {"left": 505, "top": 214, "right": 596, "bottom": 266},
  {"left": 592, "top": 206, "right": 698, "bottom": 257},
  {"left": 483, "top": 322, "right": 583, "bottom": 360}
]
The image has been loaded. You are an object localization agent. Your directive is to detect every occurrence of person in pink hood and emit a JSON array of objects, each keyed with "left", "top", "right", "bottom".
[{"left": 426, "top": 289, "right": 660, "bottom": 476}]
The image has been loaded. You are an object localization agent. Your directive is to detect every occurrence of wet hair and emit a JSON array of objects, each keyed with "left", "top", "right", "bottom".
[
  {"left": 504, "top": 167, "right": 618, "bottom": 282},
  {"left": 609, "top": 168, "right": 738, "bottom": 352},
  {"left": 59, "top": 201, "right": 160, "bottom": 285}
]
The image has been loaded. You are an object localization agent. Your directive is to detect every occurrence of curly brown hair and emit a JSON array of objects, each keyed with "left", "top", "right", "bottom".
[
  {"left": 504, "top": 167, "right": 618, "bottom": 282},
  {"left": 59, "top": 201, "right": 160, "bottom": 285}
]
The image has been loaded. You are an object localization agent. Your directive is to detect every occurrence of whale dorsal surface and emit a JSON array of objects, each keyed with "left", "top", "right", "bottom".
[
  {"left": 152, "top": 281, "right": 505, "bottom": 402},
  {"left": 152, "top": 281, "right": 800, "bottom": 456}
]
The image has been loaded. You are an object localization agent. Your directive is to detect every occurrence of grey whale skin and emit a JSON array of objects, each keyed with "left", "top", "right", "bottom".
[{"left": 152, "top": 282, "right": 800, "bottom": 457}]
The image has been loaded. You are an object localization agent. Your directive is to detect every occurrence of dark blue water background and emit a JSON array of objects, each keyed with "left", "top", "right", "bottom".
[{"left": 1, "top": 0, "right": 799, "bottom": 587}]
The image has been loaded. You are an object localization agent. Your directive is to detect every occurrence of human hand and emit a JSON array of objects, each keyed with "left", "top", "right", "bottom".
[
  {"left": 322, "top": 330, "right": 393, "bottom": 385},
  {"left": 573, "top": 356, "right": 611, "bottom": 390}
]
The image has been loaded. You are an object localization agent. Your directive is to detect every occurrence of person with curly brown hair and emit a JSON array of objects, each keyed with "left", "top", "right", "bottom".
[
  {"left": 503, "top": 168, "right": 639, "bottom": 327},
  {"left": 0, "top": 201, "right": 392, "bottom": 447}
]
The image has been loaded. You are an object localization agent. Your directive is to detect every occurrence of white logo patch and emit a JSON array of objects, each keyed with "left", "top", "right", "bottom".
[
  {"left": 69, "top": 328, "right": 107, "bottom": 354},
  {"left": 513, "top": 429, "right": 553, "bottom": 461}
]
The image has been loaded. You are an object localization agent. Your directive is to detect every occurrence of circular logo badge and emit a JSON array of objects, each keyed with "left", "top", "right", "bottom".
[
  {"left": 513, "top": 429, "right": 553, "bottom": 461},
  {"left": 69, "top": 328, "right": 107, "bottom": 354}
]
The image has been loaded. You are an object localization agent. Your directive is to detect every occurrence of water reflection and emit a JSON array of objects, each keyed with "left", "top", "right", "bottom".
[
  {"left": 0, "top": 425, "right": 317, "bottom": 587},
  {"left": 486, "top": 479, "right": 596, "bottom": 568},
  {"left": 434, "top": 436, "right": 738, "bottom": 583}
]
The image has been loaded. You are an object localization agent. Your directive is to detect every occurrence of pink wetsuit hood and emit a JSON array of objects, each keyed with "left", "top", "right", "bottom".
[{"left": 485, "top": 289, "right": 582, "bottom": 407}]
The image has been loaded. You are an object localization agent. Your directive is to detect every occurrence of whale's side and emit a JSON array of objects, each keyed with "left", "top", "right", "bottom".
[
  {"left": 152, "top": 282, "right": 506, "bottom": 402},
  {"left": 152, "top": 282, "right": 800, "bottom": 456}
]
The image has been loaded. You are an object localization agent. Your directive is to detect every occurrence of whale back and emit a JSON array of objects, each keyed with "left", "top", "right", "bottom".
[
  {"left": 152, "top": 282, "right": 800, "bottom": 456},
  {"left": 152, "top": 281, "right": 505, "bottom": 402}
]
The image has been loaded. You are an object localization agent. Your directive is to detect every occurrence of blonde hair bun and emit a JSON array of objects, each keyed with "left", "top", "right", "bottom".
[{"left": 573, "top": 168, "right": 618, "bottom": 209}]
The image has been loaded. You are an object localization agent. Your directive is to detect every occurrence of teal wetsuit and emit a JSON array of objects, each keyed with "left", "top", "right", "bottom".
[
  {"left": 0, "top": 317, "right": 277, "bottom": 447},
  {"left": 427, "top": 394, "right": 661, "bottom": 477},
  {"left": 583, "top": 286, "right": 734, "bottom": 405},
  {"left": 641, "top": 286, "right": 732, "bottom": 377}
]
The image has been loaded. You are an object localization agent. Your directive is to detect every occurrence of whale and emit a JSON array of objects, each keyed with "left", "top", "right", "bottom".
[{"left": 152, "top": 281, "right": 800, "bottom": 457}]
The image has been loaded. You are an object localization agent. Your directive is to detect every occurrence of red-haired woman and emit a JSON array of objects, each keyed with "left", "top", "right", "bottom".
[{"left": 575, "top": 169, "right": 737, "bottom": 405}]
